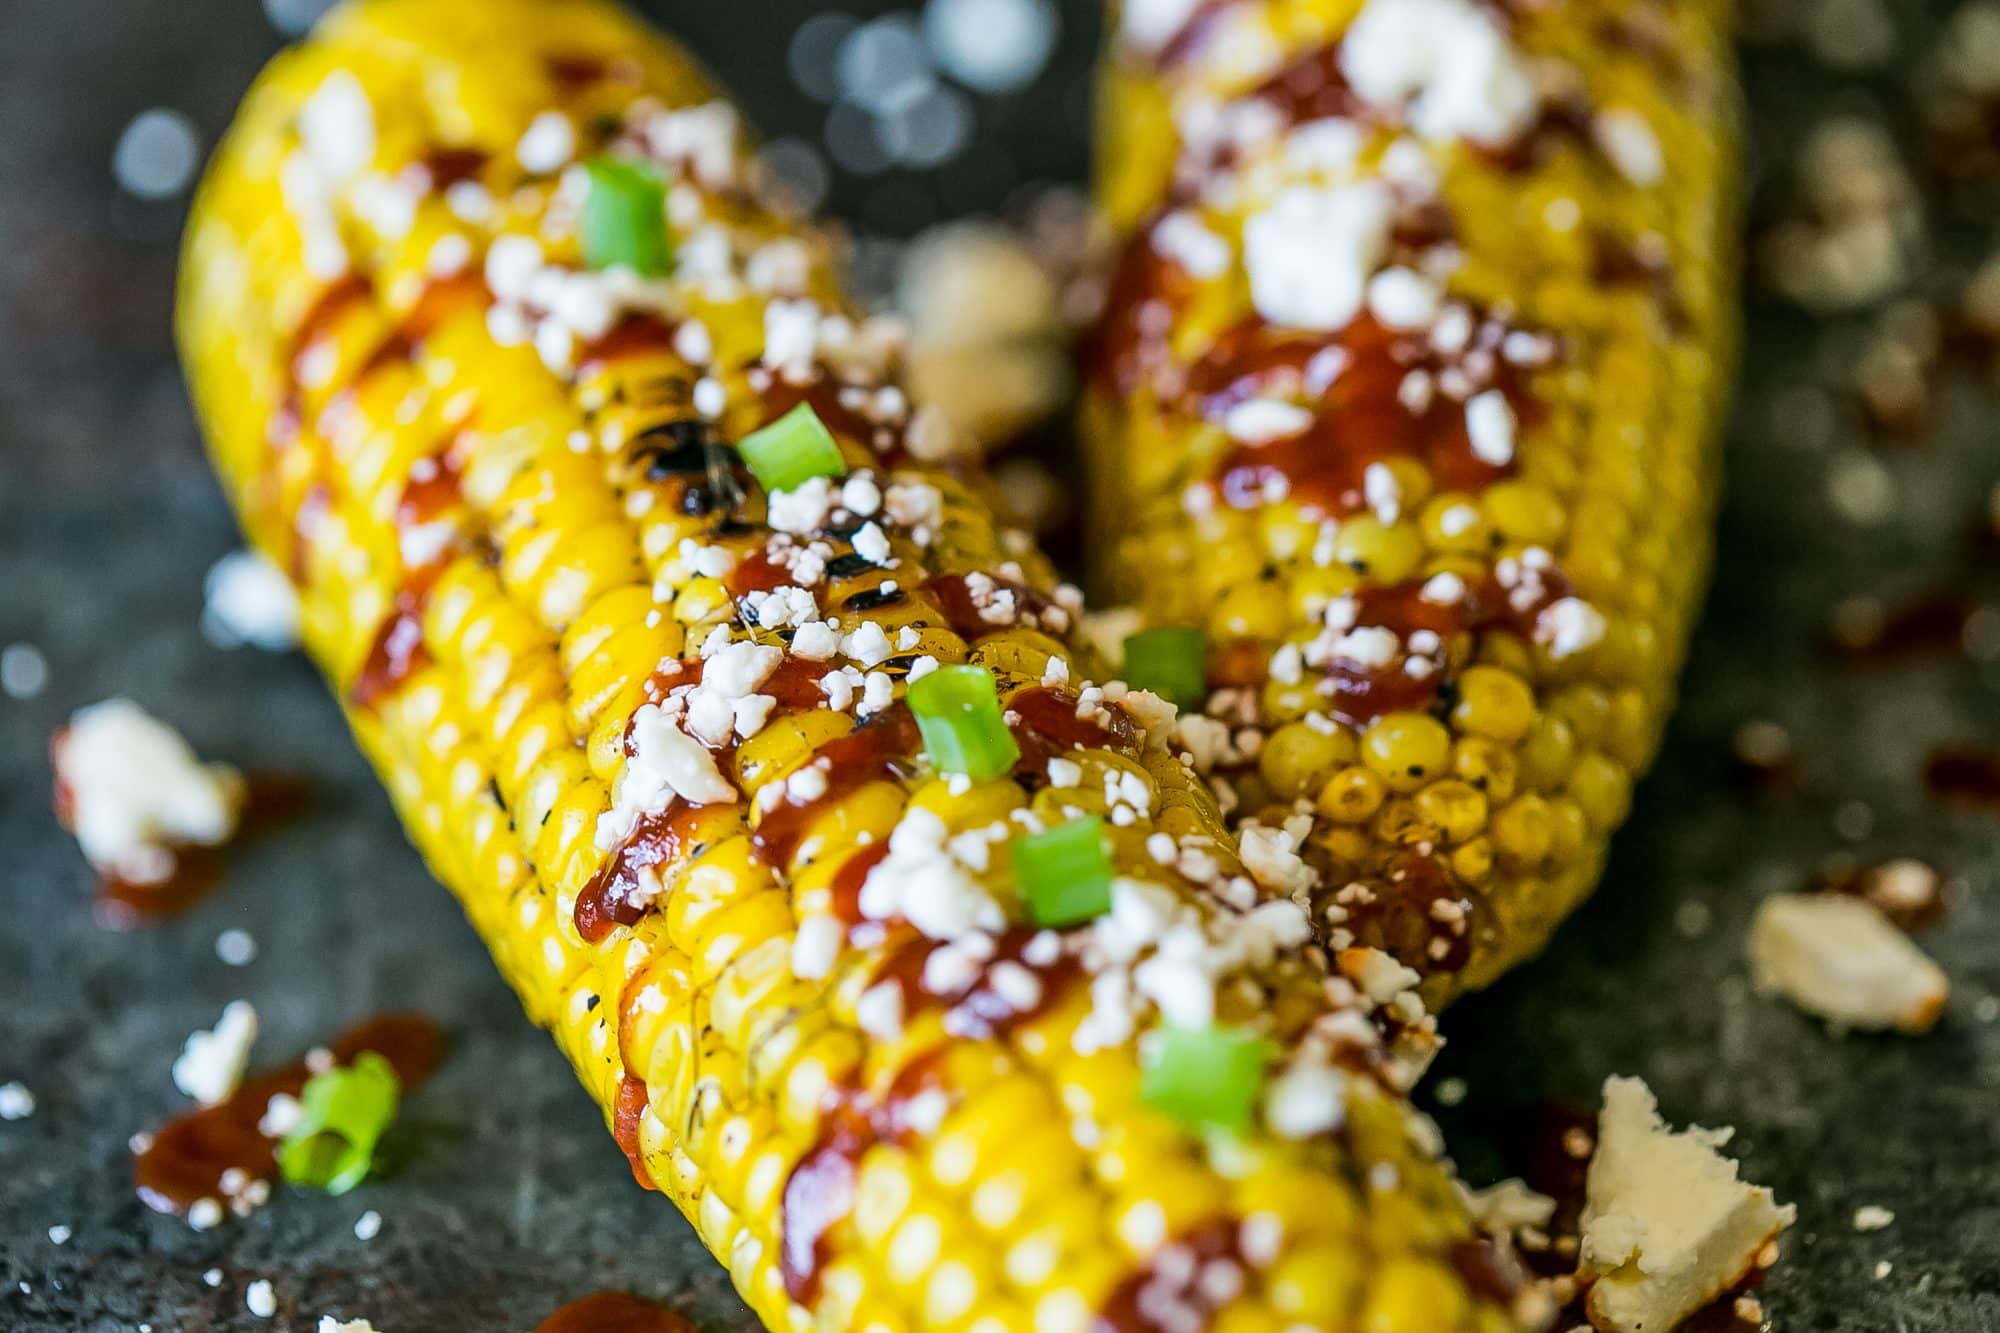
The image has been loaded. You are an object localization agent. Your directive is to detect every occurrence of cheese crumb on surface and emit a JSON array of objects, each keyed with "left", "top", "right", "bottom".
[
  {"left": 173, "top": 1001, "right": 259, "bottom": 1106},
  {"left": 202, "top": 550, "right": 301, "bottom": 651},
  {"left": 0, "top": 1082, "right": 35, "bottom": 1120},
  {"left": 54, "top": 699, "right": 246, "bottom": 885},
  {"left": 353, "top": 1209, "right": 383, "bottom": 1240},
  {"left": 246, "top": 1279, "right": 277, "bottom": 1319},
  {"left": 1339, "top": 0, "right": 1540, "bottom": 146},
  {"left": 1243, "top": 182, "right": 1394, "bottom": 332},
  {"left": 319, "top": 1320, "right": 380, "bottom": 1333},
  {"left": 1748, "top": 892, "right": 1948, "bottom": 1032},
  {"left": 1852, "top": 1204, "right": 1895, "bottom": 1231},
  {"left": 1580, "top": 1076, "right": 1796, "bottom": 1333}
]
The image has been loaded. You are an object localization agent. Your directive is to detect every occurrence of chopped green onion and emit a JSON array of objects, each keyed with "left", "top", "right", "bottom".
[
  {"left": 1122, "top": 627, "right": 1208, "bottom": 709},
  {"left": 1014, "top": 817, "right": 1113, "bottom": 927},
  {"left": 907, "top": 664, "right": 1020, "bottom": 781},
  {"left": 580, "top": 156, "right": 671, "bottom": 276},
  {"left": 1141, "top": 1024, "right": 1266, "bottom": 1136},
  {"left": 277, "top": 1052, "right": 401, "bottom": 1195},
  {"left": 739, "top": 403, "right": 846, "bottom": 494}
]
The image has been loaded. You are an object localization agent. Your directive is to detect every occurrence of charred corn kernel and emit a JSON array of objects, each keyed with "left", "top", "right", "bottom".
[
  {"left": 1089, "top": 0, "right": 1735, "bottom": 997},
  {"left": 182, "top": 2, "right": 1516, "bottom": 1328}
]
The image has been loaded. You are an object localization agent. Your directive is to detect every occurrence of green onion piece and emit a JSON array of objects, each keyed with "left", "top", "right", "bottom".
[
  {"left": 580, "top": 157, "right": 671, "bottom": 276},
  {"left": 739, "top": 403, "right": 846, "bottom": 495},
  {"left": 907, "top": 664, "right": 1020, "bottom": 781},
  {"left": 1141, "top": 1024, "right": 1266, "bottom": 1136},
  {"left": 1121, "top": 627, "right": 1208, "bottom": 709},
  {"left": 277, "top": 1052, "right": 401, "bottom": 1195},
  {"left": 1014, "top": 817, "right": 1113, "bottom": 927}
]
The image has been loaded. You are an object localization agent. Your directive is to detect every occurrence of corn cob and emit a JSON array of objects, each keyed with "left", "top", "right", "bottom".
[
  {"left": 177, "top": 2, "right": 1533, "bottom": 1329},
  {"left": 1085, "top": 0, "right": 1737, "bottom": 1001}
]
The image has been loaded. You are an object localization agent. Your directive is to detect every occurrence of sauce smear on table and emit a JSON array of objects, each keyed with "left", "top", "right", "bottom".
[
  {"left": 133, "top": 1013, "right": 443, "bottom": 1220},
  {"left": 536, "top": 1292, "right": 692, "bottom": 1333}
]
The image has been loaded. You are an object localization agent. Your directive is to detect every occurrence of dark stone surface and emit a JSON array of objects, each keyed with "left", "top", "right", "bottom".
[{"left": 1, "top": 2, "right": 1995, "bottom": 1330}]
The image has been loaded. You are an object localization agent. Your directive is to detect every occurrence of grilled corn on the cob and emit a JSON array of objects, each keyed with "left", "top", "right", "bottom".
[
  {"left": 179, "top": 2, "right": 1532, "bottom": 1328},
  {"left": 1086, "top": 0, "right": 1738, "bottom": 1000}
]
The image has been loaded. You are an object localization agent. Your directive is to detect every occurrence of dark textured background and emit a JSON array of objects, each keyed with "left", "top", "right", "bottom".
[{"left": 2, "top": 1, "right": 1996, "bottom": 1329}]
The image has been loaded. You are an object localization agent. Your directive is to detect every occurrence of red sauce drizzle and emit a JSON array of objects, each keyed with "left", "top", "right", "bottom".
[
  {"left": 351, "top": 597, "right": 432, "bottom": 710},
  {"left": 827, "top": 842, "right": 892, "bottom": 928},
  {"left": 726, "top": 549, "right": 795, "bottom": 597},
  {"left": 781, "top": 1053, "right": 949, "bottom": 1305},
  {"left": 1830, "top": 591, "right": 1988, "bottom": 665},
  {"left": 874, "top": 927, "right": 1082, "bottom": 1041},
  {"left": 288, "top": 274, "right": 374, "bottom": 386},
  {"left": 1007, "top": 685, "right": 1140, "bottom": 776},
  {"left": 611, "top": 1073, "right": 655, "bottom": 1190},
  {"left": 752, "top": 707, "right": 923, "bottom": 870},
  {"left": 575, "top": 801, "right": 715, "bottom": 944},
  {"left": 536, "top": 1292, "right": 691, "bottom": 1333},
  {"left": 82, "top": 774, "right": 310, "bottom": 930},
  {"left": 1097, "top": 1218, "right": 1247, "bottom": 1332},
  {"left": 1590, "top": 231, "right": 1690, "bottom": 332},
  {"left": 1198, "top": 311, "right": 1535, "bottom": 518},
  {"left": 1345, "top": 850, "right": 1475, "bottom": 973},
  {"left": 576, "top": 313, "right": 680, "bottom": 373},
  {"left": 1924, "top": 745, "right": 2000, "bottom": 812},
  {"left": 544, "top": 54, "right": 613, "bottom": 92},
  {"left": 133, "top": 1013, "right": 443, "bottom": 1218},
  {"left": 1084, "top": 217, "right": 1197, "bottom": 395},
  {"left": 1811, "top": 857, "right": 1948, "bottom": 931},
  {"left": 422, "top": 147, "right": 489, "bottom": 189},
  {"left": 1317, "top": 568, "right": 1568, "bottom": 727},
  {"left": 922, "top": 572, "right": 1059, "bottom": 643}
]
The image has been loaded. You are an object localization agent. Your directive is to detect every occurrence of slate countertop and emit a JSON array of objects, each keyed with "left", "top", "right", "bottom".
[{"left": 2, "top": 1, "right": 1996, "bottom": 1329}]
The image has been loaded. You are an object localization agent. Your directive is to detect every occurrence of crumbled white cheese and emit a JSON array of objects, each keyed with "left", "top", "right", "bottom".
[
  {"left": 1853, "top": 1204, "right": 1895, "bottom": 1231},
  {"left": 1595, "top": 108, "right": 1666, "bottom": 186},
  {"left": 319, "top": 1319, "right": 380, "bottom": 1333},
  {"left": 790, "top": 621, "right": 840, "bottom": 660},
  {"left": 767, "top": 475, "right": 836, "bottom": 535},
  {"left": 1264, "top": 1057, "right": 1347, "bottom": 1139},
  {"left": 1366, "top": 267, "right": 1442, "bottom": 330},
  {"left": 246, "top": 1279, "right": 277, "bottom": 1319},
  {"left": 595, "top": 703, "right": 737, "bottom": 851},
  {"left": 54, "top": 699, "right": 245, "bottom": 884},
  {"left": 353, "top": 1210, "right": 382, "bottom": 1240},
  {"left": 515, "top": 110, "right": 577, "bottom": 174},
  {"left": 258, "top": 1092, "right": 302, "bottom": 1139},
  {"left": 1238, "top": 822, "right": 1318, "bottom": 896},
  {"left": 857, "top": 808, "right": 1007, "bottom": 940},
  {"left": 202, "top": 550, "right": 300, "bottom": 651},
  {"left": 1461, "top": 1177, "right": 1559, "bottom": 1236},
  {"left": 792, "top": 915, "right": 845, "bottom": 981},
  {"left": 1339, "top": 0, "right": 1540, "bottom": 147},
  {"left": 0, "top": 1082, "right": 34, "bottom": 1121},
  {"left": 1152, "top": 210, "right": 1232, "bottom": 279},
  {"left": 1748, "top": 893, "right": 1948, "bottom": 1033},
  {"left": 173, "top": 1001, "right": 258, "bottom": 1106},
  {"left": 1580, "top": 1077, "right": 1796, "bottom": 1333},
  {"left": 1464, "top": 389, "right": 1517, "bottom": 466},
  {"left": 1538, "top": 596, "right": 1608, "bottom": 660},
  {"left": 1223, "top": 398, "right": 1313, "bottom": 444},
  {"left": 841, "top": 621, "right": 894, "bottom": 669},
  {"left": 1243, "top": 182, "right": 1395, "bottom": 331},
  {"left": 851, "top": 522, "right": 893, "bottom": 565},
  {"left": 297, "top": 72, "right": 374, "bottom": 184}
]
